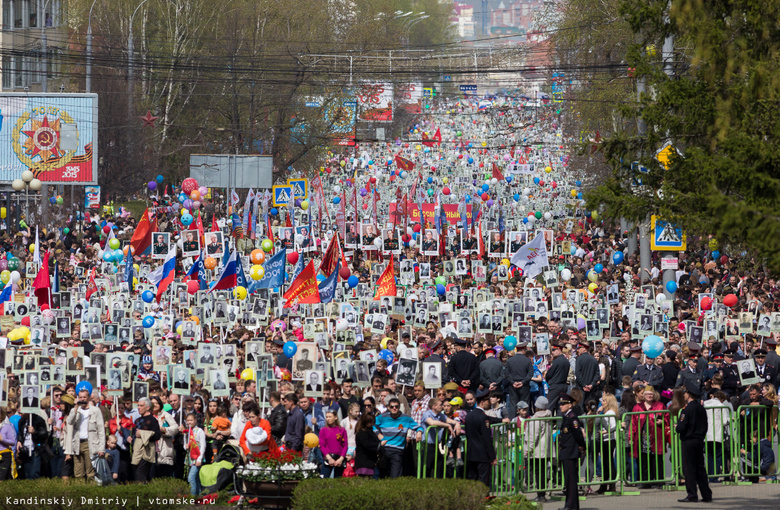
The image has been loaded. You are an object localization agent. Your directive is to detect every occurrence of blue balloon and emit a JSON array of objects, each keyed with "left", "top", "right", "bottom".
[
  {"left": 283, "top": 341, "right": 298, "bottom": 358},
  {"left": 577, "top": 192, "right": 583, "bottom": 200},
  {"left": 333, "top": 196, "right": 341, "bottom": 204},
  {"left": 712, "top": 250, "right": 720, "bottom": 260},
  {"left": 613, "top": 251, "right": 624, "bottom": 264},
  {"left": 75, "top": 381, "right": 93, "bottom": 396},
  {"left": 468, "top": 157, "right": 474, "bottom": 164},
  {"left": 142, "top": 290, "right": 155, "bottom": 303},
  {"left": 533, "top": 177, "right": 540, "bottom": 185},
  {"left": 506, "top": 176, "right": 513, "bottom": 183},
  {"left": 585, "top": 210, "right": 591, "bottom": 217},
  {"left": 513, "top": 193, "right": 520, "bottom": 202},
  {"left": 642, "top": 335, "right": 664, "bottom": 358},
  {"left": 142, "top": 316, "right": 155, "bottom": 328},
  {"left": 178, "top": 193, "right": 187, "bottom": 203},
  {"left": 436, "top": 283, "right": 446, "bottom": 295},
  {"left": 379, "top": 349, "right": 394, "bottom": 364},
  {"left": 347, "top": 275, "right": 359, "bottom": 288},
  {"left": 465, "top": 194, "right": 471, "bottom": 203},
  {"left": 103, "top": 251, "right": 113, "bottom": 262},
  {"left": 575, "top": 180, "right": 582, "bottom": 187},
  {"left": 427, "top": 177, "right": 433, "bottom": 184},
  {"left": 270, "top": 208, "right": 278, "bottom": 216},
  {"left": 482, "top": 184, "right": 489, "bottom": 192},
  {"left": 181, "top": 213, "right": 193, "bottom": 226},
  {"left": 504, "top": 335, "right": 518, "bottom": 351},
  {"left": 156, "top": 174, "right": 164, "bottom": 183},
  {"left": 666, "top": 281, "right": 678, "bottom": 293},
  {"left": 523, "top": 217, "right": 528, "bottom": 224},
  {"left": 570, "top": 245, "right": 577, "bottom": 255},
  {"left": 49, "top": 197, "right": 57, "bottom": 205},
  {"left": 594, "top": 263, "right": 604, "bottom": 274}
]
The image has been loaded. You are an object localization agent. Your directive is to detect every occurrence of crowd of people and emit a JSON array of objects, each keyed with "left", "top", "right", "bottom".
[{"left": 0, "top": 98, "right": 777, "bottom": 507}]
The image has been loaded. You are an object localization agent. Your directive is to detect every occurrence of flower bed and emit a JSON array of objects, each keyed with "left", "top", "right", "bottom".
[{"left": 236, "top": 450, "right": 318, "bottom": 483}]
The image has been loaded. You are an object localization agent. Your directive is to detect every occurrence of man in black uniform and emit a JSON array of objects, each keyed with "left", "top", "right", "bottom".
[
  {"left": 448, "top": 338, "right": 479, "bottom": 392},
  {"left": 753, "top": 349, "right": 777, "bottom": 386},
  {"left": 676, "top": 380, "right": 713, "bottom": 503},
  {"left": 765, "top": 338, "right": 780, "bottom": 370},
  {"left": 719, "top": 350, "right": 741, "bottom": 397},
  {"left": 574, "top": 340, "right": 600, "bottom": 403},
  {"left": 558, "top": 393, "right": 586, "bottom": 510},
  {"left": 621, "top": 345, "right": 642, "bottom": 378},
  {"left": 545, "top": 344, "right": 570, "bottom": 414},
  {"left": 478, "top": 348, "right": 504, "bottom": 390},
  {"left": 675, "top": 351, "right": 703, "bottom": 395},
  {"left": 505, "top": 343, "right": 533, "bottom": 418},
  {"left": 464, "top": 389, "right": 507, "bottom": 486},
  {"left": 632, "top": 355, "right": 665, "bottom": 388}
]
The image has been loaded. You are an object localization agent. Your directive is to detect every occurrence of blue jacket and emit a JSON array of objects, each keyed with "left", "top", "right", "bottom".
[{"left": 374, "top": 412, "right": 422, "bottom": 451}]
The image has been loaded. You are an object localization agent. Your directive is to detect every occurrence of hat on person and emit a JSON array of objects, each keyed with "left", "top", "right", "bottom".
[
  {"left": 484, "top": 347, "right": 496, "bottom": 356},
  {"left": 712, "top": 353, "right": 724, "bottom": 361},
  {"left": 577, "top": 340, "right": 591, "bottom": 349},
  {"left": 454, "top": 337, "right": 467, "bottom": 346},
  {"left": 61, "top": 394, "right": 75, "bottom": 406},
  {"left": 767, "top": 337, "right": 778, "bottom": 346},
  {"left": 559, "top": 393, "right": 574, "bottom": 405},
  {"left": 754, "top": 349, "right": 768, "bottom": 357},
  {"left": 273, "top": 338, "right": 285, "bottom": 347},
  {"left": 430, "top": 339, "right": 442, "bottom": 350},
  {"left": 535, "top": 396, "right": 549, "bottom": 410},
  {"left": 723, "top": 349, "right": 735, "bottom": 356},
  {"left": 476, "top": 389, "right": 490, "bottom": 402},
  {"left": 142, "top": 355, "right": 152, "bottom": 364},
  {"left": 516, "top": 400, "right": 529, "bottom": 410},
  {"left": 443, "top": 382, "right": 459, "bottom": 391},
  {"left": 684, "top": 380, "right": 701, "bottom": 398},
  {"left": 630, "top": 345, "right": 642, "bottom": 353},
  {"left": 666, "top": 350, "right": 678, "bottom": 359},
  {"left": 687, "top": 342, "right": 701, "bottom": 353},
  {"left": 449, "top": 397, "right": 463, "bottom": 406}
]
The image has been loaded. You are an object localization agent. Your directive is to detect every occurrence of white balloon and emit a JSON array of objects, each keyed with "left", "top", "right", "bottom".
[
  {"left": 544, "top": 212, "right": 552, "bottom": 220},
  {"left": 335, "top": 318, "right": 348, "bottom": 331},
  {"left": 10, "top": 271, "right": 20, "bottom": 284},
  {"left": 373, "top": 237, "right": 383, "bottom": 248},
  {"left": 333, "top": 185, "right": 341, "bottom": 194},
  {"left": 523, "top": 187, "right": 530, "bottom": 195},
  {"left": 527, "top": 216, "right": 536, "bottom": 225},
  {"left": 491, "top": 178, "right": 498, "bottom": 185},
  {"left": 409, "top": 239, "right": 417, "bottom": 247},
  {"left": 561, "top": 268, "right": 572, "bottom": 281},
  {"left": 656, "top": 294, "right": 667, "bottom": 303}
]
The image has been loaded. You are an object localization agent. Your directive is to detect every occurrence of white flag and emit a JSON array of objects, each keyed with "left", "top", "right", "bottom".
[
  {"left": 510, "top": 233, "right": 548, "bottom": 280},
  {"left": 33, "top": 226, "right": 41, "bottom": 265}
]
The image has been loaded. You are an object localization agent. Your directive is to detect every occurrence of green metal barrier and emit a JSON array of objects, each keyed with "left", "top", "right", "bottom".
[
  {"left": 417, "top": 425, "right": 467, "bottom": 479},
  {"left": 520, "top": 415, "right": 564, "bottom": 498},
  {"left": 490, "top": 422, "right": 518, "bottom": 496},
  {"left": 670, "top": 405, "right": 735, "bottom": 483},
  {"left": 620, "top": 409, "right": 674, "bottom": 491},
  {"left": 734, "top": 404, "right": 779, "bottom": 482},
  {"left": 577, "top": 412, "right": 621, "bottom": 494}
]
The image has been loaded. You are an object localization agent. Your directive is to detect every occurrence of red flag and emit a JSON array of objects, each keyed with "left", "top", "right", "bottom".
[
  {"left": 211, "top": 215, "right": 219, "bottom": 232},
  {"left": 478, "top": 221, "right": 486, "bottom": 258},
  {"left": 194, "top": 215, "right": 206, "bottom": 245},
  {"left": 433, "top": 127, "right": 441, "bottom": 145},
  {"left": 510, "top": 146, "right": 515, "bottom": 159},
  {"left": 32, "top": 251, "right": 51, "bottom": 308},
  {"left": 129, "top": 209, "right": 157, "bottom": 256},
  {"left": 285, "top": 212, "right": 292, "bottom": 228},
  {"left": 85, "top": 267, "right": 98, "bottom": 300},
  {"left": 394, "top": 154, "right": 415, "bottom": 171},
  {"left": 283, "top": 261, "right": 320, "bottom": 306},
  {"left": 492, "top": 162, "right": 505, "bottom": 181},
  {"left": 409, "top": 171, "right": 422, "bottom": 198},
  {"left": 319, "top": 232, "right": 341, "bottom": 275},
  {"left": 422, "top": 132, "right": 434, "bottom": 147},
  {"left": 373, "top": 257, "right": 396, "bottom": 300}
]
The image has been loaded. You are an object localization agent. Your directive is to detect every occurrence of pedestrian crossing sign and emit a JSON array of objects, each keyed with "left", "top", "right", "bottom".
[
  {"left": 650, "top": 215, "right": 686, "bottom": 251},
  {"left": 273, "top": 185, "right": 293, "bottom": 206},
  {"left": 287, "top": 178, "right": 308, "bottom": 200}
]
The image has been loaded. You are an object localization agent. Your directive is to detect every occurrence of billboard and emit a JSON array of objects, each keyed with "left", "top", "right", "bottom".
[
  {"left": 389, "top": 201, "right": 472, "bottom": 224},
  {"left": 356, "top": 82, "right": 393, "bottom": 122},
  {"left": 190, "top": 154, "right": 273, "bottom": 189},
  {"left": 397, "top": 82, "right": 422, "bottom": 113},
  {"left": 0, "top": 93, "right": 98, "bottom": 184}
]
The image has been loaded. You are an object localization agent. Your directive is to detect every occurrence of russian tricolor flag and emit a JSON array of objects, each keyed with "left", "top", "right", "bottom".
[
  {"left": 155, "top": 247, "right": 177, "bottom": 302},
  {"left": 210, "top": 250, "right": 237, "bottom": 292}
]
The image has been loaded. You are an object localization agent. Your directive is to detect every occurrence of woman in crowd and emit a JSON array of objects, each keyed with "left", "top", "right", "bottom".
[
  {"left": 354, "top": 412, "right": 380, "bottom": 479},
  {"left": 630, "top": 386, "right": 670, "bottom": 488},
  {"left": 319, "top": 410, "right": 348, "bottom": 478}
]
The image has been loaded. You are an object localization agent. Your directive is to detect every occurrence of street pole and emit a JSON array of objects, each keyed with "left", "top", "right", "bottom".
[
  {"left": 41, "top": 10, "right": 47, "bottom": 92},
  {"left": 661, "top": 27, "right": 676, "bottom": 298},
  {"left": 636, "top": 74, "right": 650, "bottom": 281},
  {"left": 86, "top": 0, "right": 98, "bottom": 93},
  {"left": 128, "top": 0, "right": 149, "bottom": 122}
]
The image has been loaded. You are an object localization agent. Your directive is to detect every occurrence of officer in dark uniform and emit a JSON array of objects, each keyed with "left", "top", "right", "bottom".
[
  {"left": 688, "top": 342, "right": 709, "bottom": 373},
  {"left": 632, "top": 355, "right": 664, "bottom": 388},
  {"left": 505, "top": 342, "right": 533, "bottom": 418},
  {"left": 447, "top": 337, "right": 480, "bottom": 392},
  {"left": 765, "top": 338, "right": 780, "bottom": 370},
  {"left": 465, "top": 389, "right": 506, "bottom": 486},
  {"left": 574, "top": 340, "right": 601, "bottom": 402},
  {"left": 558, "top": 393, "right": 586, "bottom": 510},
  {"left": 753, "top": 349, "right": 777, "bottom": 386},
  {"left": 621, "top": 346, "right": 642, "bottom": 377},
  {"left": 545, "top": 344, "right": 570, "bottom": 414},
  {"left": 675, "top": 380, "right": 713, "bottom": 503},
  {"left": 719, "top": 349, "right": 741, "bottom": 397},
  {"left": 702, "top": 353, "right": 723, "bottom": 383},
  {"left": 675, "top": 351, "right": 704, "bottom": 395}
]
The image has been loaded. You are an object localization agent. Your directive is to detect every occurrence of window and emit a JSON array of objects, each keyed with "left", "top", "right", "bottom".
[
  {"left": 3, "top": 0, "right": 10, "bottom": 29},
  {"left": 30, "top": 50, "right": 41, "bottom": 83},
  {"left": 2, "top": 56, "right": 12, "bottom": 89},
  {"left": 14, "top": 0, "right": 23, "bottom": 27},
  {"left": 14, "top": 56, "right": 24, "bottom": 87},
  {"left": 29, "top": 0, "right": 37, "bottom": 27}
]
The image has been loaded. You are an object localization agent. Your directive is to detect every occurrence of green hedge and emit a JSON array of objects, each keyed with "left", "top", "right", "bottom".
[
  {"left": 0, "top": 479, "right": 198, "bottom": 510},
  {"left": 292, "top": 477, "right": 489, "bottom": 510}
]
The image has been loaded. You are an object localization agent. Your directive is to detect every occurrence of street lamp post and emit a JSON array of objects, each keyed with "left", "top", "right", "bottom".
[
  {"left": 11, "top": 170, "right": 42, "bottom": 228},
  {"left": 128, "top": 0, "right": 149, "bottom": 121},
  {"left": 86, "top": 0, "right": 98, "bottom": 93}
]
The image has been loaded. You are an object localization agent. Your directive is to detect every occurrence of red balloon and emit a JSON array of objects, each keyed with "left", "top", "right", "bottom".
[
  {"left": 402, "top": 234, "right": 411, "bottom": 242},
  {"left": 187, "top": 280, "right": 200, "bottom": 295},
  {"left": 102, "top": 226, "right": 110, "bottom": 234},
  {"left": 181, "top": 177, "right": 199, "bottom": 195},
  {"left": 720, "top": 255, "right": 729, "bottom": 265},
  {"left": 723, "top": 294, "right": 738, "bottom": 307},
  {"left": 339, "top": 267, "right": 351, "bottom": 279},
  {"left": 481, "top": 192, "right": 489, "bottom": 200},
  {"left": 287, "top": 252, "right": 299, "bottom": 265},
  {"left": 700, "top": 296, "right": 713, "bottom": 310},
  {"left": 21, "top": 316, "right": 30, "bottom": 326},
  {"left": 40, "top": 304, "right": 49, "bottom": 311},
  {"left": 413, "top": 224, "right": 421, "bottom": 233},
  {"left": 442, "top": 187, "right": 451, "bottom": 195}
]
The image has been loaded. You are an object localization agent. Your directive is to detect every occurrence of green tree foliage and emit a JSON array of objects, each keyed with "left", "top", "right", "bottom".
[{"left": 586, "top": 0, "right": 780, "bottom": 271}]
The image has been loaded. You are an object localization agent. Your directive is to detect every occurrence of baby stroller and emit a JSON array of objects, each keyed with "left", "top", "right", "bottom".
[{"left": 199, "top": 440, "right": 244, "bottom": 493}]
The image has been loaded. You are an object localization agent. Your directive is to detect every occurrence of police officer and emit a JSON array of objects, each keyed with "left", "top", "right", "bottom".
[
  {"left": 675, "top": 351, "right": 703, "bottom": 395},
  {"left": 765, "top": 338, "right": 780, "bottom": 369},
  {"left": 719, "top": 349, "right": 741, "bottom": 397},
  {"left": 545, "top": 343, "right": 570, "bottom": 414},
  {"left": 448, "top": 337, "right": 480, "bottom": 392},
  {"left": 574, "top": 340, "right": 601, "bottom": 403},
  {"left": 632, "top": 355, "right": 664, "bottom": 388},
  {"left": 753, "top": 349, "right": 777, "bottom": 387},
  {"left": 505, "top": 341, "right": 533, "bottom": 417},
  {"left": 621, "top": 345, "right": 642, "bottom": 377},
  {"left": 688, "top": 342, "right": 709, "bottom": 373},
  {"left": 558, "top": 393, "right": 586, "bottom": 510},
  {"left": 675, "top": 380, "right": 713, "bottom": 503},
  {"left": 703, "top": 352, "right": 723, "bottom": 383}
]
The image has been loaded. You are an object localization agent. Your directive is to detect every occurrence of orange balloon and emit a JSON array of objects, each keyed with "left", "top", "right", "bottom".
[
  {"left": 204, "top": 257, "right": 217, "bottom": 270},
  {"left": 123, "top": 245, "right": 135, "bottom": 256},
  {"left": 251, "top": 249, "right": 265, "bottom": 265},
  {"left": 190, "top": 316, "right": 200, "bottom": 325}
]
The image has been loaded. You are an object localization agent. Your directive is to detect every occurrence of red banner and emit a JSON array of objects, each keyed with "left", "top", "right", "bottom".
[
  {"left": 283, "top": 261, "right": 320, "bottom": 306},
  {"left": 373, "top": 257, "right": 396, "bottom": 300}
]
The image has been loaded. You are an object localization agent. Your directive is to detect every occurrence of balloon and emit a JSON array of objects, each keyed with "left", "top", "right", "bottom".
[
  {"left": 560, "top": 268, "right": 572, "bottom": 281},
  {"left": 108, "top": 238, "right": 120, "bottom": 250},
  {"left": 190, "top": 190, "right": 201, "bottom": 201},
  {"left": 587, "top": 271, "right": 598, "bottom": 283},
  {"left": 204, "top": 257, "right": 217, "bottom": 270},
  {"left": 250, "top": 264, "right": 265, "bottom": 280},
  {"left": 642, "top": 335, "right": 664, "bottom": 359},
  {"left": 181, "top": 213, "right": 193, "bottom": 226},
  {"left": 251, "top": 249, "right": 266, "bottom": 265},
  {"left": 0, "top": 207, "right": 5, "bottom": 219},
  {"left": 261, "top": 239, "right": 273, "bottom": 252},
  {"left": 594, "top": 263, "right": 604, "bottom": 274},
  {"left": 75, "top": 381, "right": 93, "bottom": 396},
  {"left": 187, "top": 280, "right": 200, "bottom": 294},
  {"left": 335, "top": 318, "right": 349, "bottom": 331},
  {"left": 655, "top": 294, "right": 667, "bottom": 303},
  {"left": 283, "top": 341, "right": 298, "bottom": 358},
  {"left": 148, "top": 181, "right": 157, "bottom": 191},
  {"left": 504, "top": 335, "right": 518, "bottom": 351},
  {"left": 234, "top": 286, "right": 247, "bottom": 300},
  {"left": 304, "top": 433, "right": 319, "bottom": 449},
  {"left": 240, "top": 368, "right": 255, "bottom": 381},
  {"left": 588, "top": 282, "right": 599, "bottom": 293},
  {"left": 666, "top": 281, "right": 678, "bottom": 293},
  {"left": 156, "top": 174, "right": 164, "bottom": 184},
  {"left": 613, "top": 251, "right": 624, "bottom": 264},
  {"left": 0, "top": 271, "right": 10, "bottom": 284},
  {"left": 300, "top": 200, "right": 309, "bottom": 210},
  {"left": 142, "top": 290, "right": 155, "bottom": 303},
  {"left": 723, "top": 294, "right": 738, "bottom": 307},
  {"left": 8, "top": 258, "right": 19, "bottom": 271},
  {"left": 347, "top": 275, "right": 359, "bottom": 288},
  {"left": 436, "top": 284, "right": 446, "bottom": 295},
  {"left": 501, "top": 258, "right": 510, "bottom": 267},
  {"left": 181, "top": 177, "right": 199, "bottom": 194},
  {"left": 700, "top": 296, "right": 713, "bottom": 310},
  {"left": 435, "top": 276, "right": 446, "bottom": 286},
  {"left": 0, "top": 260, "right": 6, "bottom": 271},
  {"left": 577, "top": 317, "right": 586, "bottom": 330},
  {"left": 21, "top": 316, "right": 30, "bottom": 327},
  {"left": 28, "top": 244, "right": 34, "bottom": 254},
  {"left": 339, "top": 267, "right": 351, "bottom": 279},
  {"left": 142, "top": 316, "right": 155, "bottom": 328},
  {"left": 379, "top": 349, "right": 394, "bottom": 364},
  {"left": 9, "top": 271, "right": 20, "bottom": 284}
]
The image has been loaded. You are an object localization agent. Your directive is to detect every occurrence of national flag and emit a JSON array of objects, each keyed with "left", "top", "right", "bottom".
[
  {"left": 291, "top": 251, "right": 304, "bottom": 283},
  {"left": 210, "top": 250, "right": 237, "bottom": 292},
  {"left": 155, "top": 247, "right": 177, "bottom": 302},
  {"left": 0, "top": 284, "right": 12, "bottom": 314},
  {"left": 85, "top": 267, "right": 98, "bottom": 300},
  {"left": 130, "top": 209, "right": 158, "bottom": 256},
  {"left": 194, "top": 214, "right": 206, "bottom": 245},
  {"left": 32, "top": 250, "right": 51, "bottom": 308},
  {"left": 123, "top": 246, "right": 134, "bottom": 293},
  {"left": 317, "top": 263, "right": 339, "bottom": 305},
  {"left": 373, "top": 257, "right": 396, "bottom": 300},
  {"left": 492, "top": 162, "right": 504, "bottom": 181},
  {"left": 410, "top": 171, "right": 422, "bottom": 199},
  {"left": 421, "top": 132, "right": 434, "bottom": 147},
  {"left": 394, "top": 154, "right": 415, "bottom": 172},
  {"left": 478, "top": 221, "right": 486, "bottom": 258},
  {"left": 319, "top": 233, "right": 341, "bottom": 275},
  {"left": 510, "top": 233, "right": 549, "bottom": 280},
  {"left": 186, "top": 251, "right": 208, "bottom": 291},
  {"left": 251, "top": 249, "right": 286, "bottom": 290},
  {"left": 52, "top": 261, "right": 60, "bottom": 294},
  {"left": 230, "top": 213, "right": 243, "bottom": 238},
  {"left": 33, "top": 226, "right": 41, "bottom": 265},
  {"left": 283, "top": 260, "right": 320, "bottom": 306},
  {"left": 231, "top": 190, "right": 240, "bottom": 207},
  {"left": 433, "top": 127, "right": 441, "bottom": 145},
  {"left": 211, "top": 215, "right": 219, "bottom": 232},
  {"left": 235, "top": 250, "right": 248, "bottom": 289}
]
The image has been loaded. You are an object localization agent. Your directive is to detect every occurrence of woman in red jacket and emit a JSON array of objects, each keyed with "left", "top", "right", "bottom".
[
  {"left": 629, "top": 385, "right": 671, "bottom": 488},
  {"left": 239, "top": 402, "right": 279, "bottom": 459}
]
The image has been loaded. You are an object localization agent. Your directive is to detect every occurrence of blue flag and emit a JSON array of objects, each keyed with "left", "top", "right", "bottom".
[
  {"left": 123, "top": 245, "right": 134, "bottom": 292},
  {"left": 235, "top": 252, "right": 248, "bottom": 289},
  {"left": 252, "top": 249, "right": 286, "bottom": 290},
  {"left": 186, "top": 251, "right": 208, "bottom": 291},
  {"left": 52, "top": 261, "right": 60, "bottom": 293},
  {"left": 317, "top": 263, "right": 339, "bottom": 304}
]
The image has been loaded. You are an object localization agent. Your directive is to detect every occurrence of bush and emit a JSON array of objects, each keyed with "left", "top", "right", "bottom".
[
  {"left": 292, "top": 477, "right": 488, "bottom": 510},
  {"left": 486, "top": 495, "right": 538, "bottom": 510},
  {"left": 0, "top": 478, "right": 196, "bottom": 510}
]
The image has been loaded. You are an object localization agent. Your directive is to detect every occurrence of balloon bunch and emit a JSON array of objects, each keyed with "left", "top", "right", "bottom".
[
  {"left": 7, "top": 326, "right": 30, "bottom": 344},
  {"left": 177, "top": 178, "right": 207, "bottom": 226}
]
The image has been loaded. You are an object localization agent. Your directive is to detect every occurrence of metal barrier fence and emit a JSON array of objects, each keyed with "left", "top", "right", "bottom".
[
  {"left": 734, "top": 404, "right": 778, "bottom": 481},
  {"left": 578, "top": 412, "right": 622, "bottom": 494},
  {"left": 490, "top": 422, "right": 518, "bottom": 496},
  {"left": 416, "top": 425, "right": 468, "bottom": 480},
  {"left": 620, "top": 409, "right": 675, "bottom": 490}
]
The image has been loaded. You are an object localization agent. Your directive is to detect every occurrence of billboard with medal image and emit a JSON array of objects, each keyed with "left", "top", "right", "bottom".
[{"left": 0, "top": 93, "right": 98, "bottom": 184}]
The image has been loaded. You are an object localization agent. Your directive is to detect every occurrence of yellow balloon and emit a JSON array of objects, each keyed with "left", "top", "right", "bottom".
[
  {"left": 177, "top": 325, "right": 183, "bottom": 335},
  {"left": 304, "top": 432, "right": 319, "bottom": 449},
  {"left": 133, "top": 277, "right": 138, "bottom": 287},
  {"left": 0, "top": 207, "right": 5, "bottom": 219},
  {"left": 415, "top": 145, "right": 422, "bottom": 150},
  {"left": 29, "top": 244, "right": 35, "bottom": 254},
  {"left": 501, "top": 258, "right": 511, "bottom": 267},
  {"left": 481, "top": 141, "right": 487, "bottom": 147},
  {"left": 18, "top": 326, "right": 29, "bottom": 336},
  {"left": 380, "top": 338, "right": 389, "bottom": 350},
  {"left": 570, "top": 189, "right": 577, "bottom": 198},
  {"left": 709, "top": 238, "right": 718, "bottom": 251},
  {"left": 133, "top": 264, "right": 140, "bottom": 273},
  {"left": 234, "top": 286, "right": 247, "bottom": 300},
  {"left": 7, "top": 329, "right": 17, "bottom": 341},
  {"left": 24, "top": 334, "right": 30, "bottom": 345},
  {"left": 545, "top": 166, "right": 552, "bottom": 173},
  {"left": 250, "top": 264, "right": 264, "bottom": 280},
  {"left": 591, "top": 210, "right": 599, "bottom": 221},
  {"left": 442, "top": 177, "right": 449, "bottom": 184},
  {"left": 0, "top": 271, "right": 10, "bottom": 284},
  {"left": 588, "top": 282, "right": 599, "bottom": 293},
  {"left": 241, "top": 368, "right": 255, "bottom": 381},
  {"left": 587, "top": 271, "right": 598, "bottom": 283},
  {"left": 340, "top": 160, "right": 346, "bottom": 167},
  {"left": 181, "top": 208, "right": 188, "bottom": 216},
  {"left": 301, "top": 200, "right": 309, "bottom": 210}
]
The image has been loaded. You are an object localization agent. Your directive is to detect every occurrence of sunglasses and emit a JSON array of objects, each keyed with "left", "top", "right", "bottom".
[{"left": 388, "top": 405, "right": 399, "bottom": 409}]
